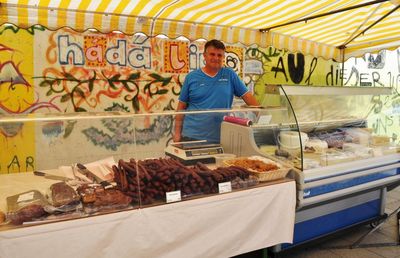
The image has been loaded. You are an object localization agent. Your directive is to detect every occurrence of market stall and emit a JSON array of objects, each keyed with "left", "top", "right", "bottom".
[{"left": 0, "top": 0, "right": 400, "bottom": 256}]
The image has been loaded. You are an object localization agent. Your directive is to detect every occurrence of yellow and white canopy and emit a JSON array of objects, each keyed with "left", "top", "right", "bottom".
[{"left": 1, "top": 0, "right": 400, "bottom": 61}]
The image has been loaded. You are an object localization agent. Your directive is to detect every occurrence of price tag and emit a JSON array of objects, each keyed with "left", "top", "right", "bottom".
[
  {"left": 166, "top": 190, "right": 182, "bottom": 203},
  {"left": 17, "top": 191, "right": 35, "bottom": 203},
  {"left": 218, "top": 182, "right": 232, "bottom": 194}
]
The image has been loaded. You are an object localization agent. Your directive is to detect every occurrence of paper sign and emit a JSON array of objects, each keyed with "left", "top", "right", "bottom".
[
  {"left": 17, "top": 191, "right": 35, "bottom": 202},
  {"left": 257, "top": 115, "right": 272, "bottom": 125},
  {"left": 218, "top": 182, "right": 232, "bottom": 194},
  {"left": 166, "top": 190, "right": 182, "bottom": 203}
]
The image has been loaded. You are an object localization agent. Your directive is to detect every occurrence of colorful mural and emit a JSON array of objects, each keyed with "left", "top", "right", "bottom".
[
  {"left": 0, "top": 24, "right": 399, "bottom": 173},
  {"left": 0, "top": 26, "right": 36, "bottom": 173}
]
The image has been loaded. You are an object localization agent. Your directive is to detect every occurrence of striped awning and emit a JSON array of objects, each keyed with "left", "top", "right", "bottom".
[{"left": 1, "top": 0, "right": 400, "bottom": 61}]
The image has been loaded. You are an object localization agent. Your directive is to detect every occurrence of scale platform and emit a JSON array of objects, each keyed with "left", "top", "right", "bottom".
[{"left": 165, "top": 141, "right": 224, "bottom": 165}]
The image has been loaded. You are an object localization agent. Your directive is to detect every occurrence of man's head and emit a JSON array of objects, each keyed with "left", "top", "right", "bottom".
[{"left": 203, "top": 39, "right": 225, "bottom": 72}]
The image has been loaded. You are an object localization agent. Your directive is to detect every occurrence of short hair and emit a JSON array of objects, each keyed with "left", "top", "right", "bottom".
[{"left": 204, "top": 39, "right": 225, "bottom": 52}]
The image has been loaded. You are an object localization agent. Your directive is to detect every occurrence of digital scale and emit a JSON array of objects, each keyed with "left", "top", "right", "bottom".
[{"left": 165, "top": 141, "right": 224, "bottom": 165}]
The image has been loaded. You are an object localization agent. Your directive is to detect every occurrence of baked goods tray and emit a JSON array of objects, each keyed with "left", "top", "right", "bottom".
[{"left": 224, "top": 156, "right": 290, "bottom": 182}]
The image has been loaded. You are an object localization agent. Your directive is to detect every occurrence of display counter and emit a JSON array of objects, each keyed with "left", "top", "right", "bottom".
[
  {"left": 220, "top": 85, "right": 400, "bottom": 250},
  {"left": 0, "top": 179, "right": 296, "bottom": 258},
  {"left": 0, "top": 109, "right": 296, "bottom": 257}
]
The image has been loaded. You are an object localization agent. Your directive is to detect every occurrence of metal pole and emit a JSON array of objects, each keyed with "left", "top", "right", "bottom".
[{"left": 259, "top": 0, "right": 389, "bottom": 32}]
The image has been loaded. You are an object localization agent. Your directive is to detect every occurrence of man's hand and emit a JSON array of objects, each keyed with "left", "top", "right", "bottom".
[{"left": 242, "top": 92, "right": 259, "bottom": 106}]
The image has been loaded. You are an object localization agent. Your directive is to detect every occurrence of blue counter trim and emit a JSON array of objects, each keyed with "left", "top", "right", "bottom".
[
  {"left": 303, "top": 169, "right": 398, "bottom": 198},
  {"left": 282, "top": 199, "right": 381, "bottom": 249},
  {"left": 304, "top": 161, "right": 399, "bottom": 183}
]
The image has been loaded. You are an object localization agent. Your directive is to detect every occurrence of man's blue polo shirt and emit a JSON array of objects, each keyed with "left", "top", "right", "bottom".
[{"left": 178, "top": 67, "right": 249, "bottom": 143}]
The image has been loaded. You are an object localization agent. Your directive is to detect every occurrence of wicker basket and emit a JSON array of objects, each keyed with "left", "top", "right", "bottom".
[
  {"left": 246, "top": 168, "right": 290, "bottom": 182},
  {"left": 224, "top": 156, "right": 290, "bottom": 182}
]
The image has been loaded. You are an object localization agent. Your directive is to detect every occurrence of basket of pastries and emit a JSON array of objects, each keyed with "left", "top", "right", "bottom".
[{"left": 224, "top": 156, "right": 290, "bottom": 182}]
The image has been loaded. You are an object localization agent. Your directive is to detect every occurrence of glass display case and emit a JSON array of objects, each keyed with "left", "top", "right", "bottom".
[
  {"left": 0, "top": 108, "right": 291, "bottom": 231},
  {"left": 220, "top": 84, "right": 400, "bottom": 250}
]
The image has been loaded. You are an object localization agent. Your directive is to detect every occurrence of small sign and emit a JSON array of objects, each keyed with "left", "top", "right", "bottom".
[
  {"left": 17, "top": 191, "right": 35, "bottom": 203},
  {"left": 218, "top": 182, "right": 232, "bottom": 194},
  {"left": 257, "top": 115, "right": 272, "bottom": 125},
  {"left": 166, "top": 190, "right": 182, "bottom": 203}
]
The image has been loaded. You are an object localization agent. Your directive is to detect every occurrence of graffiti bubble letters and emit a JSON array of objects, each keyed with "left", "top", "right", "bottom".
[
  {"left": 58, "top": 35, "right": 152, "bottom": 69},
  {"left": 84, "top": 35, "right": 107, "bottom": 67},
  {"left": 189, "top": 44, "right": 204, "bottom": 71},
  {"left": 58, "top": 35, "right": 84, "bottom": 65},
  {"left": 164, "top": 41, "right": 189, "bottom": 73}
]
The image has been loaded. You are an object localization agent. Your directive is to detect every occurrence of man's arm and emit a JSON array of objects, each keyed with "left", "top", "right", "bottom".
[
  {"left": 173, "top": 101, "right": 188, "bottom": 142},
  {"left": 241, "top": 92, "right": 259, "bottom": 106}
]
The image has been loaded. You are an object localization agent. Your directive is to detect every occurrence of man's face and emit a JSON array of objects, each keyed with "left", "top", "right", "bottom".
[{"left": 203, "top": 46, "right": 225, "bottom": 70}]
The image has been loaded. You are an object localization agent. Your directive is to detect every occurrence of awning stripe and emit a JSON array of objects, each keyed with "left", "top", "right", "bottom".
[{"left": 1, "top": 0, "right": 399, "bottom": 61}]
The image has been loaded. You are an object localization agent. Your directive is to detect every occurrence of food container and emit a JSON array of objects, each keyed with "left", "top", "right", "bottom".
[
  {"left": 214, "top": 153, "right": 237, "bottom": 167},
  {"left": 224, "top": 156, "right": 290, "bottom": 182},
  {"left": 278, "top": 131, "right": 309, "bottom": 157}
]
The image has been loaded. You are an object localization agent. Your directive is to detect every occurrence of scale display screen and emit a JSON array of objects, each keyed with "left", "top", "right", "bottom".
[{"left": 186, "top": 147, "right": 223, "bottom": 157}]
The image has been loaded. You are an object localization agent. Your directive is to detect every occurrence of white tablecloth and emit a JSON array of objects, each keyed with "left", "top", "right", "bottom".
[{"left": 0, "top": 180, "right": 296, "bottom": 258}]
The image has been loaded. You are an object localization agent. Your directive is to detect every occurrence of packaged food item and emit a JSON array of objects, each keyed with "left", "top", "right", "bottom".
[
  {"left": 305, "top": 138, "right": 328, "bottom": 153},
  {"left": 342, "top": 143, "right": 373, "bottom": 159},
  {"left": 320, "top": 150, "right": 356, "bottom": 166},
  {"left": 43, "top": 182, "right": 83, "bottom": 214},
  {"left": 77, "top": 184, "right": 132, "bottom": 214},
  {"left": 343, "top": 128, "right": 371, "bottom": 145},
  {"left": 49, "top": 182, "right": 81, "bottom": 207},
  {"left": 371, "top": 135, "right": 391, "bottom": 145},
  {"left": 6, "top": 190, "right": 48, "bottom": 225},
  {"left": 314, "top": 131, "right": 346, "bottom": 148}
]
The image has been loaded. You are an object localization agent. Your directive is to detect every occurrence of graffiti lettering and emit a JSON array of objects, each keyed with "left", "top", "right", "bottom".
[
  {"left": 359, "top": 73, "right": 372, "bottom": 86},
  {"left": 7, "top": 155, "right": 20, "bottom": 173},
  {"left": 106, "top": 40, "right": 127, "bottom": 66},
  {"left": 169, "top": 43, "right": 186, "bottom": 70},
  {"left": 3, "top": 155, "right": 35, "bottom": 173},
  {"left": 325, "top": 65, "right": 344, "bottom": 86},
  {"left": 305, "top": 57, "right": 318, "bottom": 85},
  {"left": 189, "top": 44, "right": 201, "bottom": 70},
  {"left": 288, "top": 53, "right": 305, "bottom": 83},
  {"left": 58, "top": 35, "right": 85, "bottom": 65},
  {"left": 84, "top": 35, "right": 107, "bottom": 67},
  {"left": 372, "top": 72, "right": 384, "bottom": 87},
  {"left": 25, "top": 156, "right": 34, "bottom": 171},
  {"left": 344, "top": 66, "right": 359, "bottom": 86},
  {"left": 372, "top": 116, "right": 393, "bottom": 135},
  {"left": 271, "top": 57, "right": 288, "bottom": 81},
  {"left": 58, "top": 35, "right": 152, "bottom": 69},
  {"left": 128, "top": 46, "right": 151, "bottom": 69}
]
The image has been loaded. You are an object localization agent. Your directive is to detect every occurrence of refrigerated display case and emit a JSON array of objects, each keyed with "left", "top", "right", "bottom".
[{"left": 220, "top": 84, "right": 400, "bottom": 250}]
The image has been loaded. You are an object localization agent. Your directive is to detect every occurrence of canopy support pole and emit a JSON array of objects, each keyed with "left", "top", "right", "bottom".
[
  {"left": 259, "top": 0, "right": 389, "bottom": 32},
  {"left": 339, "top": 46, "right": 346, "bottom": 86},
  {"left": 339, "top": 3, "right": 400, "bottom": 48}
]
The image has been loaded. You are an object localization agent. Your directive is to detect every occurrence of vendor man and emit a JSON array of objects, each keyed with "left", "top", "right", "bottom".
[{"left": 173, "top": 39, "right": 259, "bottom": 143}]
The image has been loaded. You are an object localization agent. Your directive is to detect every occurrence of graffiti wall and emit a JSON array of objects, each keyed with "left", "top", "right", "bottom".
[
  {"left": 343, "top": 51, "right": 400, "bottom": 142},
  {"left": 0, "top": 24, "right": 399, "bottom": 173}
]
